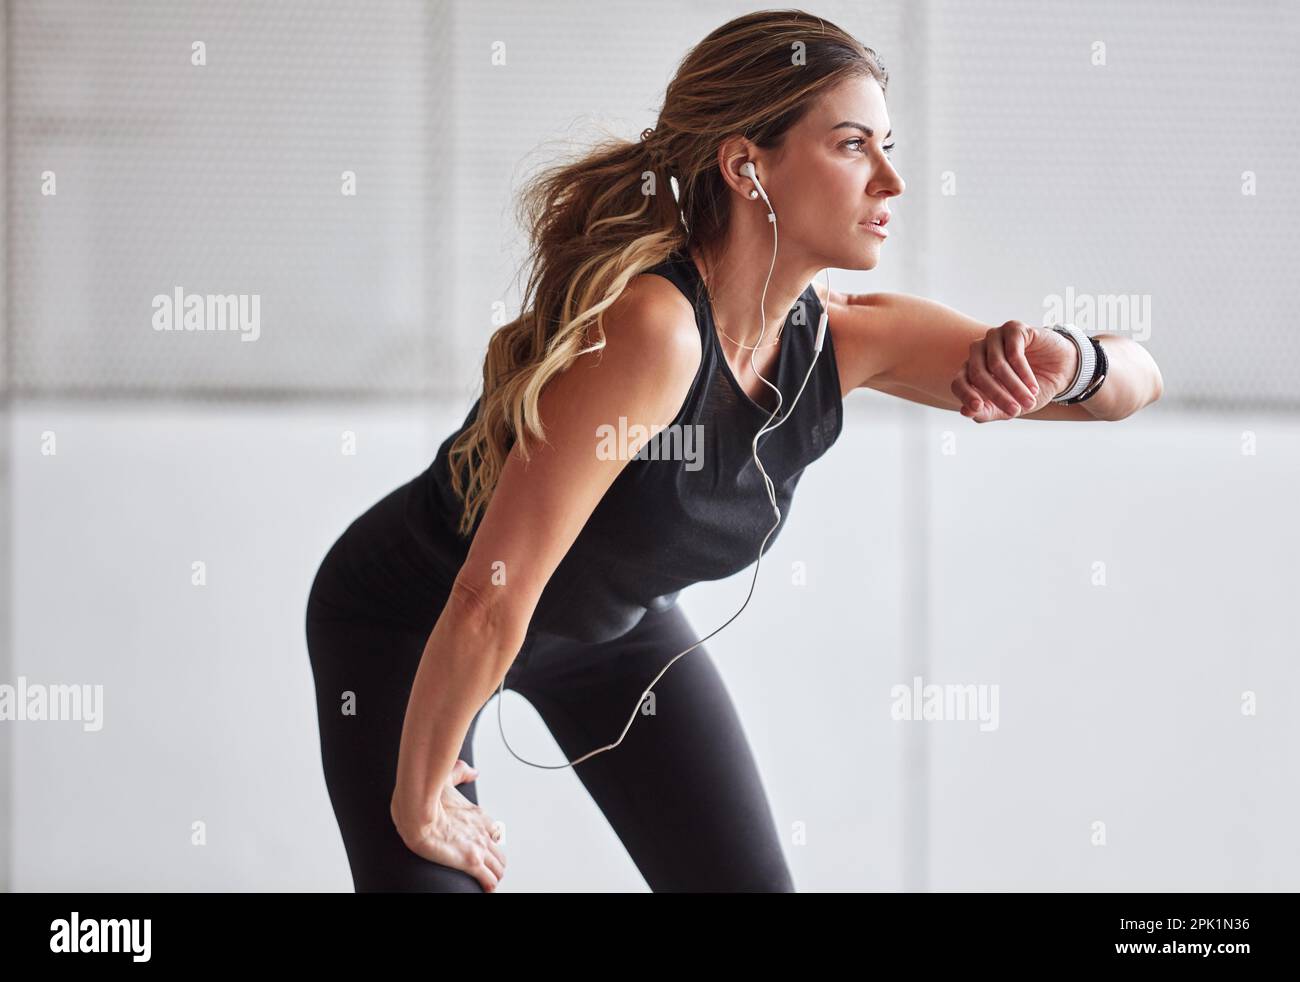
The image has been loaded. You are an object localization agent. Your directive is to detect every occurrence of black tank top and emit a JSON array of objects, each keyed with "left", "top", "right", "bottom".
[{"left": 404, "top": 248, "right": 844, "bottom": 644}]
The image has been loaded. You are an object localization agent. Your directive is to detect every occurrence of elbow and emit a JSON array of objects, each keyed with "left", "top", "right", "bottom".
[
  {"left": 1110, "top": 365, "right": 1163, "bottom": 421},
  {"left": 1138, "top": 348, "right": 1165, "bottom": 409},
  {"left": 1134, "top": 365, "right": 1165, "bottom": 416},
  {"left": 446, "top": 576, "right": 528, "bottom": 653}
]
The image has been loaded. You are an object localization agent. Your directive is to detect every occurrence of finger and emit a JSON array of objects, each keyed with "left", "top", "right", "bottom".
[
  {"left": 976, "top": 341, "right": 1024, "bottom": 414},
  {"left": 482, "top": 848, "right": 506, "bottom": 880},
  {"left": 986, "top": 334, "right": 1036, "bottom": 410},
  {"left": 951, "top": 375, "right": 986, "bottom": 416},
  {"left": 451, "top": 759, "right": 478, "bottom": 785},
  {"left": 1003, "top": 325, "right": 1040, "bottom": 399},
  {"left": 482, "top": 823, "right": 507, "bottom": 866},
  {"left": 456, "top": 843, "right": 499, "bottom": 892},
  {"left": 960, "top": 378, "right": 994, "bottom": 422},
  {"left": 966, "top": 357, "right": 1018, "bottom": 418},
  {"left": 478, "top": 861, "right": 501, "bottom": 892},
  {"left": 963, "top": 364, "right": 1011, "bottom": 423}
]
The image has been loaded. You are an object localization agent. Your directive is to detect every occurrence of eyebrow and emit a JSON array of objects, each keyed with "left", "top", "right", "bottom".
[{"left": 832, "top": 121, "right": 892, "bottom": 139}]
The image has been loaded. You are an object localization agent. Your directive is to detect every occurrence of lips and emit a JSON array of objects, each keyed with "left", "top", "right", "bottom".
[{"left": 861, "top": 212, "right": 891, "bottom": 226}]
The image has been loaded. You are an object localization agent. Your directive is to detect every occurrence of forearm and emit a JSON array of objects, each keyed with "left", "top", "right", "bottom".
[
  {"left": 390, "top": 595, "right": 524, "bottom": 838},
  {"left": 1069, "top": 334, "right": 1164, "bottom": 420}
]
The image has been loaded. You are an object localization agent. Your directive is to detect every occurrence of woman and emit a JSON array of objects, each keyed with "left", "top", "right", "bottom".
[{"left": 304, "top": 10, "right": 1163, "bottom": 894}]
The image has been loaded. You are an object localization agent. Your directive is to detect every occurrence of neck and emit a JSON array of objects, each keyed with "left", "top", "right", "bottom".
[{"left": 689, "top": 230, "right": 822, "bottom": 350}]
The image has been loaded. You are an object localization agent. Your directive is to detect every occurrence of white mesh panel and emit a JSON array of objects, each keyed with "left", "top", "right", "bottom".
[
  {"left": 9, "top": 0, "right": 450, "bottom": 395},
  {"left": 6, "top": 0, "right": 1295, "bottom": 406},
  {"left": 924, "top": 0, "right": 1299, "bottom": 410}
]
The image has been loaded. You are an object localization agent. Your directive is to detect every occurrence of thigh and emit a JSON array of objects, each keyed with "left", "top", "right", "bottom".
[
  {"left": 306, "top": 609, "right": 488, "bottom": 893},
  {"left": 512, "top": 605, "right": 795, "bottom": 892}
]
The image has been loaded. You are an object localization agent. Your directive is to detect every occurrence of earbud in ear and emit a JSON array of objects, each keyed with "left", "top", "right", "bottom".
[
  {"left": 740, "top": 161, "right": 766, "bottom": 198},
  {"left": 738, "top": 159, "right": 774, "bottom": 221}
]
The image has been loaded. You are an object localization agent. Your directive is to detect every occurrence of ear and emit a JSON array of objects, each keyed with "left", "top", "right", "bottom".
[{"left": 715, "top": 133, "right": 760, "bottom": 198}]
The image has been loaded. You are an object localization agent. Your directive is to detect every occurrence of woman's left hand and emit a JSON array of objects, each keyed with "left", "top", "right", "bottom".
[{"left": 951, "top": 321, "right": 1079, "bottom": 423}]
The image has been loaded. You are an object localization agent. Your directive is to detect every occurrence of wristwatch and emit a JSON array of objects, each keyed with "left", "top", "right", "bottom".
[
  {"left": 1059, "top": 336, "right": 1109, "bottom": 405},
  {"left": 1050, "top": 324, "right": 1097, "bottom": 403}
]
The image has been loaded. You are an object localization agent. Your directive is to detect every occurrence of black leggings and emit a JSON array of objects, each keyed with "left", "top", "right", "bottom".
[{"left": 304, "top": 489, "right": 795, "bottom": 892}]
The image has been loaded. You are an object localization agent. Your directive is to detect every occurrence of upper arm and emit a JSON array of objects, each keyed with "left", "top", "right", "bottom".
[
  {"left": 813, "top": 285, "right": 1101, "bottom": 421},
  {"left": 448, "top": 275, "right": 702, "bottom": 640}
]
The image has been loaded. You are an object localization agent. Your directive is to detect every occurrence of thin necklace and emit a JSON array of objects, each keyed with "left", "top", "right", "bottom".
[
  {"left": 717, "top": 325, "right": 782, "bottom": 349},
  {"left": 699, "top": 262, "right": 784, "bottom": 349}
]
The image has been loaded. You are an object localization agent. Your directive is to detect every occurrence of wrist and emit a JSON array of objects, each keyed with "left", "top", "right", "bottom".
[
  {"left": 1055, "top": 338, "right": 1081, "bottom": 399},
  {"left": 390, "top": 790, "right": 440, "bottom": 842},
  {"left": 1049, "top": 324, "right": 1096, "bottom": 402},
  {"left": 1057, "top": 336, "right": 1110, "bottom": 406}
]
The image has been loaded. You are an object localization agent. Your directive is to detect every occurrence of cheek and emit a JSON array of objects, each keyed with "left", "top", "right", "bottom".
[
  {"left": 824, "top": 172, "right": 864, "bottom": 217},
  {"left": 790, "top": 171, "right": 858, "bottom": 228}
]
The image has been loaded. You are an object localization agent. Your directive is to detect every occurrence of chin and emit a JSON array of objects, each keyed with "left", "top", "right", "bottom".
[
  {"left": 811, "top": 234, "right": 884, "bottom": 273},
  {"left": 839, "top": 246, "right": 881, "bottom": 272},
  {"left": 836, "top": 233, "right": 885, "bottom": 271}
]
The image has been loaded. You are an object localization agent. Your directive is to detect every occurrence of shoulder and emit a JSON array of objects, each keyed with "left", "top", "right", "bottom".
[
  {"left": 607, "top": 268, "right": 702, "bottom": 363},
  {"left": 809, "top": 275, "right": 911, "bottom": 321},
  {"left": 807, "top": 276, "right": 906, "bottom": 335},
  {"left": 569, "top": 268, "right": 702, "bottom": 407},
  {"left": 808, "top": 278, "right": 916, "bottom": 390},
  {"left": 820, "top": 286, "right": 1022, "bottom": 407},
  {"left": 809, "top": 281, "right": 986, "bottom": 390}
]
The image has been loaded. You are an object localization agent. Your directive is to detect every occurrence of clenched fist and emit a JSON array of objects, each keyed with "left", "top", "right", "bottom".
[{"left": 951, "top": 321, "right": 1080, "bottom": 423}]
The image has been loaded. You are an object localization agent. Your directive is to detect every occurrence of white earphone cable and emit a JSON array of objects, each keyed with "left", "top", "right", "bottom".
[{"left": 496, "top": 163, "right": 828, "bottom": 769}]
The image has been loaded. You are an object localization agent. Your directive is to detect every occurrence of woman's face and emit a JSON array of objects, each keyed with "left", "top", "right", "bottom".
[{"left": 764, "top": 74, "right": 905, "bottom": 271}]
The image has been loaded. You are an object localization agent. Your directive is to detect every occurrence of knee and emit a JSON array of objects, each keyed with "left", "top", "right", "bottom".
[
  {"left": 352, "top": 856, "right": 486, "bottom": 894},
  {"left": 747, "top": 870, "right": 795, "bottom": 893},
  {"left": 344, "top": 821, "right": 489, "bottom": 894},
  {"left": 663, "top": 861, "right": 796, "bottom": 893},
  {"left": 730, "top": 860, "right": 795, "bottom": 893}
]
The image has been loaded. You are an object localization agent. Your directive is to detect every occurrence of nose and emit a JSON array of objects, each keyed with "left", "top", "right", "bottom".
[
  {"left": 870, "top": 164, "right": 904, "bottom": 199},
  {"left": 880, "top": 164, "right": 905, "bottom": 198}
]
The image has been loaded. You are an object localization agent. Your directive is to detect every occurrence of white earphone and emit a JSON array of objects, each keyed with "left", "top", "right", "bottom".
[
  {"left": 497, "top": 158, "right": 831, "bottom": 768},
  {"left": 741, "top": 161, "right": 830, "bottom": 354}
]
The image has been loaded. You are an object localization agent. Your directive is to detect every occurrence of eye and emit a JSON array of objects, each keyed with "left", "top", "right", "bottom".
[{"left": 845, "top": 137, "right": 896, "bottom": 158}]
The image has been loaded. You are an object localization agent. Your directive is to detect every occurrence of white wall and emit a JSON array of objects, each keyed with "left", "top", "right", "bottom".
[{"left": 10, "top": 396, "right": 1297, "bottom": 891}]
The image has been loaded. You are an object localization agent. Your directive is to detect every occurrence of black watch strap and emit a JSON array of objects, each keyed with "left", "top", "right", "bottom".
[{"left": 1059, "top": 336, "right": 1109, "bottom": 405}]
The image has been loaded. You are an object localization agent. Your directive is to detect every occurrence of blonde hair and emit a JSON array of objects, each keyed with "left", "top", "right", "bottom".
[{"left": 447, "top": 9, "right": 887, "bottom": 537}]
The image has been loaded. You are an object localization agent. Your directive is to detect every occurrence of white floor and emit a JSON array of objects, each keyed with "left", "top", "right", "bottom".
[{"left": 5, "top": 394, "right": 1297, "bottom": 891}]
